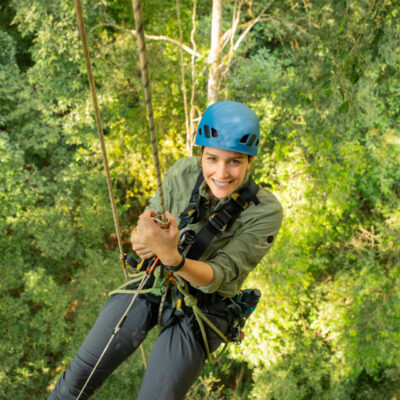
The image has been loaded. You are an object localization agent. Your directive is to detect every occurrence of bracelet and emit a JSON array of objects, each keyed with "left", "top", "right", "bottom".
[{"left": 164, "top": 254, "right": 186, "bottom": 272}]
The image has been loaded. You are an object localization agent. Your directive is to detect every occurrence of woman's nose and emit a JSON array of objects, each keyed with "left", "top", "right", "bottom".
[{"left": 216, "top": 162, "right": 229, "bottom": 178}]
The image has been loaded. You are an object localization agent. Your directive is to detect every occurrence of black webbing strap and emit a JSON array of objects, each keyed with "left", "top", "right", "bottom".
[
  {"left": 185, "top": 178, "right": 260, "bottom": 261},
  {"left": 178, "top": 173, "right": 204, "bottom": 230}
]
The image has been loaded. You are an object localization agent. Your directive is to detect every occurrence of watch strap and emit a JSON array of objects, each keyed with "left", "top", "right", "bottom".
[{"left": 164, "top": 254, "right": 186, "bottom": 272}]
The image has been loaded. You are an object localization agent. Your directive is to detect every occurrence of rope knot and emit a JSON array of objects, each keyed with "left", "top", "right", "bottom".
[{"left": 184, "top": 294, "right": 198, "bottom": 308}]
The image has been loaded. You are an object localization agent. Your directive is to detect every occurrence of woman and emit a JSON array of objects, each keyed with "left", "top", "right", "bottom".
[{"left": 48, "top": 101, "right": 283, "bottom": 399}]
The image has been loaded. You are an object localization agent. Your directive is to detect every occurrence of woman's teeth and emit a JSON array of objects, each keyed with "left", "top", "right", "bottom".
[{"left": 213, "top": 180, "right": 231, "bottom": 187}]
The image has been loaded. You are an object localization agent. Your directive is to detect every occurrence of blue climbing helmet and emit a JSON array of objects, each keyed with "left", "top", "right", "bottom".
[{"left": 195, "top": 101, "right": 260, "bottom": 156}]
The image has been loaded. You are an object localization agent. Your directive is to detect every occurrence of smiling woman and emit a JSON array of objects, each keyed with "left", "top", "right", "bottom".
[
  {"left": 48, "top": 101, "right": 283, "bottom": 400},
  {"left": 202, "top": 147, "right": 253, "bottom": 199}
]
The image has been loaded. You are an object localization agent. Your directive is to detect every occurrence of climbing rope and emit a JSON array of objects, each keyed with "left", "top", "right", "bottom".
[
  {"left": 74, "top": 0, "right": 128, "bottom": 281},
  {"left": 132, "top": 0, "right": 167, "bottom": 223}
]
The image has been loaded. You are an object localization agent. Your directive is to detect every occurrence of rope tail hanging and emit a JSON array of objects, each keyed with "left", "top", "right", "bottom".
[
  {"left": 131, "top": 0, "right": 167, "bottom": 223},
  {"left": 74, "top": 0, "right": 128, "bottom": 281}
]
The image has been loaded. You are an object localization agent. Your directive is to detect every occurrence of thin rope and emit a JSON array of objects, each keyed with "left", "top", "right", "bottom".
[
  {"left": 75, "top": 272, "right": 151, "bottom": 400},
  {"left": 74, "top": 0, "right": 127, "bottom": 281},
  {"left": 174, "top": 274, "right": 229, "bottom": 362},
  {"left": 131, "top": 0, "right": 167, "bottom": 223}
]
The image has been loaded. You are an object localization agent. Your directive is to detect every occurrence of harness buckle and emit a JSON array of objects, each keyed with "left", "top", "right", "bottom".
[
  {"left": 178, "top": 208, "right": 198, "bottom": 230},
  {"left": 179, "top": 228, "right": 197, "bottom": 246},
  {"left": 232, "top": 192, "right": 248, "bottom": 209},
  {"left": 208, "top": 209, "right": 231, "bottom": 232}
]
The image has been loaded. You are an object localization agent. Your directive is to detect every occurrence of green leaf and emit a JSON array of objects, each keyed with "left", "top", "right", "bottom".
[
  {"left": 338, "top": 15, "right": 347, "bottom": 34},
  {"left": 322, "top": 80, "right": 331, "bottom": 89},
  {"left": 338, "top": 101, "right": 349, "bottom": 113}
]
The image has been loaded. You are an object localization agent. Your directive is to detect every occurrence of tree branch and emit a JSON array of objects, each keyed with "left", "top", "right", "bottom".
[
  {"left": 232, "top": 0, "right": 275, "bottom": 52},
  {"left": 90, "top": 23, "right": 201, "bottom": 58}
]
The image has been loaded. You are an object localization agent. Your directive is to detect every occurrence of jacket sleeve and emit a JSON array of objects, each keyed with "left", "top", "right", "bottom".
[{"left": 195, "top": 198, "right": 283, "bottom": 296}]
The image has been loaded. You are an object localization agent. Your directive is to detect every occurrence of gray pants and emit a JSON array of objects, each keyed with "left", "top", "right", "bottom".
[{"left": 48, "top": 292, "right": 228, "bottom": 400}]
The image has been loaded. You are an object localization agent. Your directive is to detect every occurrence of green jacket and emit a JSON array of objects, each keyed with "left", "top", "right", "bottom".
[{"left": 147, "top": 156, "right": 283, "bottom": 297}]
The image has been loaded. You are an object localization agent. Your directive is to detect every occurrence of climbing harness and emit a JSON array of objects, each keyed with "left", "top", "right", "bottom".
[
  {"left": 174, "top": 172, "right": 261, "bottom": 358},
  {"left": 112, "top": 172, "right": 262, "bottom": 360},
  {"left": 179, "top": 173, "right": 260, "bottom": 260}
]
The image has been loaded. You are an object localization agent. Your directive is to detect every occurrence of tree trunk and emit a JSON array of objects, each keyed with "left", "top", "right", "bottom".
[{"left": 207, "top": 0, "right": 222, "bottom": 105}]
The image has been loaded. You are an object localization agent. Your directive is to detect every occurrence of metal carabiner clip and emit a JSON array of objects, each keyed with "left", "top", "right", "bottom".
[
  {"left": 178, "top": 227, "right": 196, "bottom": 246},
  {"left": 152, "top": 214, "right": 170, "bottom": 229}
]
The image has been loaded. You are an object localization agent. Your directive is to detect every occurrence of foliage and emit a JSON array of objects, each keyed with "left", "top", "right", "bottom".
[
  {"left": 226, "top": 0, "right": 400, "bottom": 398},
  {"left": 1, "top": 0, "right": 400, "bottom": 399}
]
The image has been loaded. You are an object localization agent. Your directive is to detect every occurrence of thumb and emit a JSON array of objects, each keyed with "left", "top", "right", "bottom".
[{"left": 166, "top": 211, "right": 177, "bottom": 228}]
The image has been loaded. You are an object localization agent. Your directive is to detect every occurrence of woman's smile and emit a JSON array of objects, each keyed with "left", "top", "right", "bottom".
[{"left": 201, "top": 147, "right": 253, "bottom": 199}]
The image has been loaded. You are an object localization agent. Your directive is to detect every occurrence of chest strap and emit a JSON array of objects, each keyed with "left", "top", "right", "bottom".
[
  {"left": 179, "top": 173, "right": 260, "bottom": 261},
  {"left": 178, "top": 173, "right": 205, "bottom": 230}
]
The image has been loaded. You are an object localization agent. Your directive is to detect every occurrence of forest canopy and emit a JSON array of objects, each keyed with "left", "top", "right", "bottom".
[{"left": 1, "top": 0, "right": 400, "bottom": 399}]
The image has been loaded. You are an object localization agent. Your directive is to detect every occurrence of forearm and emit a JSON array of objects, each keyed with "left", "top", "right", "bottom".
[
  {"left": 176, "top": 258, "right": 214, "bottom": 287},
  {"left": 160, "top": 251, "right": 214, "bottom": 287}
]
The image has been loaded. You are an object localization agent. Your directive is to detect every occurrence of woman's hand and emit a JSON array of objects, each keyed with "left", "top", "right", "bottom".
[
  {"left": 131, "top": 209, "right": 214, "bottom": 286},
  {"left": 130, "top": 210, "right": 181, "bottom": 265},
  {"left": 130, "top": 238, "right": 155, "bottom": 260}
]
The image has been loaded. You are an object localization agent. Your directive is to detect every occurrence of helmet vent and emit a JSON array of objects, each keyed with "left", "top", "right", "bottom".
[
  {"left": 211, "top": 128, "right": 218, "bottom": 138},
  {"left": 240, "top": 133, "right": 257, "bottom": 147},
  {"left": 240, "top": 134, "right": 249, "bottom": 143},
  {"left": 248, "top": 134, "right": 256, "bottom": 146},
  {"left": 204, "top": 125, "right": 210, "bottom": 138},
  {"left": 198, "top": 128, "right": 202, "bottom": 135}
]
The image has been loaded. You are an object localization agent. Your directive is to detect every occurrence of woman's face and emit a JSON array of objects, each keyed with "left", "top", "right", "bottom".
[{"left": 201, "top": 147, "right": 253, "bottom": 199}]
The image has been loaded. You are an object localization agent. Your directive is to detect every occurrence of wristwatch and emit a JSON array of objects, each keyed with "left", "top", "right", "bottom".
[{"left": 164, "top": 254, "right": 186, "bottom": 272}]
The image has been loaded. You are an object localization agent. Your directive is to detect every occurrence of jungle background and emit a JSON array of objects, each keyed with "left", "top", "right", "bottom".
[{"left": 1, "top": 0, "right": 400, "bottom": 399}]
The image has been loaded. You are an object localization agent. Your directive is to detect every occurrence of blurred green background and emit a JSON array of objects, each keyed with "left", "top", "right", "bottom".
[{"left": 1, "top": 0, "right": 399, "bottom": 398}]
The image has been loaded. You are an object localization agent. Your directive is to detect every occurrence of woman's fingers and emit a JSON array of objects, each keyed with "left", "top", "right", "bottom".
[
  {"left": 131, "top": 210, "right": 178, "bottom": 260},
  {"left": 138, "top": 209, "right": 157, "bottom": 223},
  {"left": 165, "top": 211, "right": 177, "bottom": 229},
  {"left": 131, "top": 242, "right": 155, "bottom": 259},
  {"left": 131, "top": 227, "right": 140, "bottom": 247},
  {"left": 136, "top": 249, "right": 155, "bottom": 260}
]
